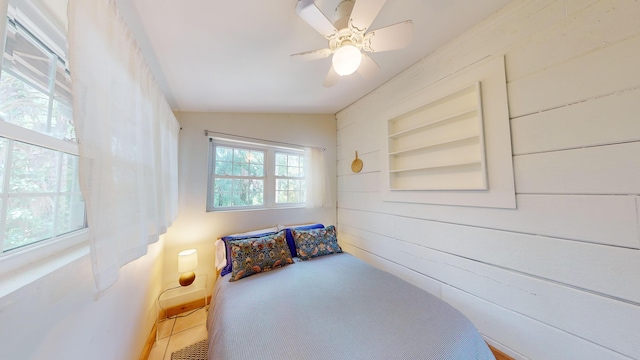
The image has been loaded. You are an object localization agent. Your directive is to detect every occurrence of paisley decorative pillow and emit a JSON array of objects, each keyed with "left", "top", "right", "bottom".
[
  {"left": 228, "top": 231, "right": 294, "bottom": 282},
  {"left": 292, "top": 225, "right": 342, "bottom": 260}
]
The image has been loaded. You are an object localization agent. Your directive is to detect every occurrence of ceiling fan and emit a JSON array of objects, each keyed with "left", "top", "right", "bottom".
[{"left": 291, "top": 0, "right": 413, "bottom": 87}]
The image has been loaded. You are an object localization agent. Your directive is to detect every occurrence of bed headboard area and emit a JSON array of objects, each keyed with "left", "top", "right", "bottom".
[{"left": 215, "top": 223, "right": 339, "bottom": 280}]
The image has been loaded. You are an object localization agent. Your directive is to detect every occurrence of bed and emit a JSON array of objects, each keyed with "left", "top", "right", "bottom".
[{"left": 207, "top": 225, "right": 495, "bottom": 360}]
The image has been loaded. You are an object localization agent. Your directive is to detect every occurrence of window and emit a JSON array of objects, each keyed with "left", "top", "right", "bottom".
[
  {"left": 275, "top": 152, "right": 305, "bottom": 204},
  {"left": 0, "top": 7, "right": 86, "bottom": 254},
  {"left": 207, "top": 139, "right": 306, "bottom": 211}
]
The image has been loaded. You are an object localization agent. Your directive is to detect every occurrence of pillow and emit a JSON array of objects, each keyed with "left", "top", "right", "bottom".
[
  {"left": 220, "top": 227, "right": 279, "bottom": 277},
  {"left": 291, "top": 225, "right": 342, "bottom": 260},
  {"left": 215, "top": 239, "right": 226, "bottom": 271},
  {"left": 281, "top": 223, "right": 324, "bottom": 257},
  {"left": 228, "top": 231, "right": 293, "bottom": 282}
]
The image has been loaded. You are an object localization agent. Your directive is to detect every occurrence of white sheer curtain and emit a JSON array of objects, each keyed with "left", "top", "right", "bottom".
[
  {"left": 68, "top": 0, "right": 179, "bottom": 292},
  {"left": 305, "top": 147, "right": 331, "bottom": 208}
]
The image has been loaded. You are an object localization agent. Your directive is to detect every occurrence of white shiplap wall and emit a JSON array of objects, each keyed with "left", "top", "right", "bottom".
[{"left": 335, "top": 0, "right": 640, "bottom": 359}]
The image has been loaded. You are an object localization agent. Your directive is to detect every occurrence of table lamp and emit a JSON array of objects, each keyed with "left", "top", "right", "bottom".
[{"left": 178, "top": 249, "right": 198, "bottom": 286}]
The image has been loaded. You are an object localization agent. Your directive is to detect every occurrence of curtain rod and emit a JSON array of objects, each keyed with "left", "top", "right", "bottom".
[{"left": 204, "top": 130, "right": 325, "bottom": 151}]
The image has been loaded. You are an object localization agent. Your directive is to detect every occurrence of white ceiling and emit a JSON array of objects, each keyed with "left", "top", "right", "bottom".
[{"left": 119, "top": 0, "right": 512, "bottom": 114}]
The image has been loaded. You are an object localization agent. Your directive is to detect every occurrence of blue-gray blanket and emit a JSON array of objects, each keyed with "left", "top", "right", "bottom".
[{"left": 208, "top": 253, "right": 495, "bottom": 360}]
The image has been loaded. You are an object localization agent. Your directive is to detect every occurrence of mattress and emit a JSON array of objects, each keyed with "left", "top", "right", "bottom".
[{"left": 207, "top": 252, "right": 495, "bottom": 360}]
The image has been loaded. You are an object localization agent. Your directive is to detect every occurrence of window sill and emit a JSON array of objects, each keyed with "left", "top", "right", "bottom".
[
  {"left": 0, "top": 229, "right": 90, "bottom": 298},
  {"left": 208, "top": 204, "right": 307, "bottom": 213}
]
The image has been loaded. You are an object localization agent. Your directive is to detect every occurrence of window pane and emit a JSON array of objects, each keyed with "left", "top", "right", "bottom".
[
  {"left": 0, "top": 137, "right": 7, "bottom": 193},
  {"left": 276, "top": 179, "right": 287, "bottom": 191},
  {"left": 288, "top": 167, "right": 299, "bottom": 177},
  {"left": 4, "top": 195, "right": 55, "bottom": 251},
  {"left": 289, "top": 191, "right": 300, "bottom": 203},
  {"left": 216, "top": 146, "right": 233, "bottom": 162},
  {"left": 0, "top": 23, "right": 76, "bottom": 141},
  {"left": 232, "top": 162, "right": 249, "bottom": 176},
  {"left": 250, "top": 151, "right": 263, "bottom": 165},
  {"left": 275, "top": 165, "right": 286, "bottom": 176},
  {"left": 57, "top": 194, "right": 85, "bottom": 235},
  {"left": 2, "top": 24, "right": 52, "bottom": 93},
  {"left": 249, "top": 164, "right": 263, "bottom": 177},
  {"left": 213, "top": 178, "right": 232, "bottom": 207},
  {"left": 51, "top": 98, "right": 75, "bottom": 141},
  {"left": 215, "top": 160, "right": 232, "bottom": 176},
  {"left": 10, "top": 141, "right": 59, "bottom": 193},
  {"left": 60, "top": 153, "right": 80, "bottom": 193},
  {"left": 276, "top": 153, "right": 287, "bottom": 166},
  {"left": 0, "top": 71, "right": 49, "bottom": 133},
  {"left": 276, "top": 191, "right": 287, "bottom": 203},
  {"left": 234, "top": 149, "right": 249, "bottom": 164},
  {"left": 249, "top": 180, "right": 263, "bottom": 205}
]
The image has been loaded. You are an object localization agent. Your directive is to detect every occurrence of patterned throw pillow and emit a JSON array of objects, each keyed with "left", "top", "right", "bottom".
[
  {"left": 228, "top": 231, "right": 294, "bottom": 282},
  {"left": 292, "top": 225, "right": 342, "bottom": 260}
]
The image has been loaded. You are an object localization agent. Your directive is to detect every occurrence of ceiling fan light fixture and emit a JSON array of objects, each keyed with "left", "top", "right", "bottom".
[{"left": 332, "top": 44, "right": 361, "bottom": 76}]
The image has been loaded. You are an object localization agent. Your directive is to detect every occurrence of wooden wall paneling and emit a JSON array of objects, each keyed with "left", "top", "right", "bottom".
[
  {"left": 338, "top": 192, "right": 639, "bottom": 248},
  {"left": 336, "top": 118, "right": 383, "bottom": 149},
  {"left": 336, "top": 1, "right": 640, "bottom": 357},
  {"left": 637, "top": 196, "right": 640, "bottom": 230},
  {"left": 379, "top": 56, "right": 515, "bottom": 209},
  {"left": 338, "top": 208, "right": 394, "bottom": 236},
  {"left": 337, "top": 172, "right": 380, "bottom": 193},
  {"left": 338, "top": 241, "right": 443, "bottom": 298},
  {"left": 514, "top": 142, "right": 640, "bottom": 195},
  {"left": 511, "top": 88, "right": 640, "bottom": 155},
  {"left": 507, "top": 35, "right": 640, "bottom": 118},
  {"left": 334, "top": 0, "right": 561, "bottom": 127},
  {"left": 442, "top": 285, "right": 633, "bottom": 360},
  {"left": 506, "top": 0, "right": 640, "bottom": 82},
  {"left": 337, "top": 151, "right": 380, "bottom": 176},
  {"left": 338, "top": 225, "right": 640, "bottom": 359},
  {"left": 389, "top": 215, "right": 640, "bottom": 304}
]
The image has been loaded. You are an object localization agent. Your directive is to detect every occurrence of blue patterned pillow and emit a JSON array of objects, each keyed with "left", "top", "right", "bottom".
[
  {"left": 228, "top": 231, "right": 294, "bottom": 282},
  {"left": 220, "top": 229, "right": 278, "bottom": 277},
  {"left": 291, "top": 225, "right": 342, "bottom": 260}
]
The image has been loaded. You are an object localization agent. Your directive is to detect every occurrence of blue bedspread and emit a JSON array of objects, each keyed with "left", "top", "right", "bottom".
[{"left": 208, "top": 252, "right": 495, "bottom": 360}]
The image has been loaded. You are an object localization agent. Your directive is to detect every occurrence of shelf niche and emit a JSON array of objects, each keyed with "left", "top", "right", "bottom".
[{"left": 387, "top": 82, "right": 487, "bottom": 191}]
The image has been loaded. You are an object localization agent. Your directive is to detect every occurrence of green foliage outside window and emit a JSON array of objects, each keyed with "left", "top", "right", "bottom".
[{"left": 0, "top": 21, "right": 85, "bottom": 253}]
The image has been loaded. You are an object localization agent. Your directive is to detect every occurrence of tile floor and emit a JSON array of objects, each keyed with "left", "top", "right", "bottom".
[{"left": 148, "top": 307, "right": 208, "bottom": 360}]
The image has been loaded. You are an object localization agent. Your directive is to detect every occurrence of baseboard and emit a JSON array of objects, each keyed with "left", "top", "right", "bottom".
[
  {"left": 141, "top": 297, "right": 211, "bottom": 360},
  {"left": 139, "top": 321, "right": 157, "bottom": 360},
  {"left": 488, "top": 344, "right": 515, "bottom": 360},
  {"left": 158, "top": 296, "right": 212, "bottom": 319}
]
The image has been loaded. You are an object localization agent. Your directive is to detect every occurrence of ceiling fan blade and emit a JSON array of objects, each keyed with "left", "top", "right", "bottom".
[
  {"left": 363, "top": 20, "right": 413, "bottom": 52},
  {"left": 323, "top": 65, "right": 340, "bottom": 87},
  {"left": 290, "top": 48, "right": 332, "bottom": 62},
  {"left": 349, "top": 0, "right": 387, "bottom": 34},
  {"left": 295, "top": 0, "right": 338, "bottom": 39},
  {"left": 357, "top": 53, "right": 380, "bottom": 80}
]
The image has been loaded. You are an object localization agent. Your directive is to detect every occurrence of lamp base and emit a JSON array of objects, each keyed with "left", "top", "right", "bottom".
[{"left": 179, "top": 271, "right": 196, "bottom": 286}]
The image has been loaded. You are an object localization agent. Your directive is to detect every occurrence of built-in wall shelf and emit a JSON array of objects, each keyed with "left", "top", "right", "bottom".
[{"left": 387, "top": 82, "right": 487, "bottom": 191}]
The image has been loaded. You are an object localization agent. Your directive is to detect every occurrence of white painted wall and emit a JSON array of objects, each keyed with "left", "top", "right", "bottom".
[
  {"left": 164, "top": 112, "right": 336, "bottom": 291},
  {"left": 0, "top": 239, "right": 164, "bottom": 360},
  {"left": 336, "top": 0, "right": 640, "bottom": 359}
]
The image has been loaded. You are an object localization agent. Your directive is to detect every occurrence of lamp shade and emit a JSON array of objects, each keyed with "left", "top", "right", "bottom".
[
  {"left": 178, "top": 249, "right": 198, "bottom": 272},
  {"left": 332, "top": 44, "right": 362, "bottom": 76}
]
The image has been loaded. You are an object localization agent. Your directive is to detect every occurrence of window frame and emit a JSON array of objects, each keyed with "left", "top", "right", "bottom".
[
  {"left": 207, "top": 137, "right": 307, "bottom": 212},
  {"left": 0, "top": 1, "right": 87, "bottom": 259}
]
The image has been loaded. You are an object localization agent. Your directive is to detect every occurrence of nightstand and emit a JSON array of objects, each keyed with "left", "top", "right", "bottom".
[{"left": 156, "top": 274, "right": 208, "bottom": 341}]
